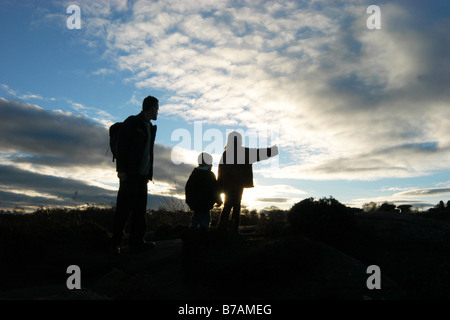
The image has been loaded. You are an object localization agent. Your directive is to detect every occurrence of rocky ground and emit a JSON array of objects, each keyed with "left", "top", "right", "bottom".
[{"left": 1, "top": 212, "right": 449, "bottom": 300}]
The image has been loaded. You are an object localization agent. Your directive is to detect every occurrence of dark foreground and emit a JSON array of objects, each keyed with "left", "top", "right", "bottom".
[{"left": 1, "top": 211, "right": 449, "bottom": 300}]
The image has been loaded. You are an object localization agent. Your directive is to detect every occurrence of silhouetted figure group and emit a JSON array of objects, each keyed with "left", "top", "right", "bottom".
[
  {"left": 186, "top": 131, "right": 278, "bottom": 233},
  {"left": 109, "top": 95, "right": 278, "bottom": 254}
]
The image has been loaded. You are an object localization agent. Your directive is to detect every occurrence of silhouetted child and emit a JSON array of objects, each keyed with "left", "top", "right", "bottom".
[{"left": 185, "top": 152, "right": 222, "bottom": 230}]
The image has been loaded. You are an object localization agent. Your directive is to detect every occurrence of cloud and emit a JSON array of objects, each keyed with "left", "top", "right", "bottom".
[
  {"left": 1, "top": 84, "right": 44, "bottom": 101},
  {"left": 152, "top": 143, "right": 195, "bottom": 185},
  {"left": 394, "top": 188, "right": 450, "bottom": 197},
  {"left": 0, "top": 164, "right": 115, "bottom": 201},
  {"left": 71, "top": 0, "right": 450, "bottom": 182},
  {"left": 0, "top": 97, "right": 110, "bottom": 167},
  {"left": 0, "top": 164, "right": 172, "bottom": 211},
  {"left": 285, "top": 142, "right": 450, "bottom": 181},
  {"left": 254, "top": 197, "right": 290, "bottom": 204},
  {"left": 92, "top": 68, "right": 115, "bottom": 76},
  {"left": 243, "top": 183, "right": 307, "bottom": 210},
  {"left": 0, "top": 97, "right": 194, "bottom": 210},
  {"left": 3, "top": 1, "right": 450, "bottom": 209}
]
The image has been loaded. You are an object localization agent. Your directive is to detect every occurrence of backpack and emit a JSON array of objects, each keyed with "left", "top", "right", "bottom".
[{"left": 109, "top": 122, "right": 123, "bottom": 162}]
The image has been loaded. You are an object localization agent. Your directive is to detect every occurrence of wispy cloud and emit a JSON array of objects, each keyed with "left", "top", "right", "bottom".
[
  {"left": 1, "top": 84, "right": 44, "bottom": 101},
  {"left": 244, "top": 183, "right": 307, "bottom": 210},
  {"left": 66, "top": 0, "right": 450, "bottom": 181},
  {"left": 92, "top": 68, "right": 115, "bottom": 76},
  {"left": 394, "top": 188, "right": 450, "bottom": 197},
  {"left": 0, "top": 164, "right": 116, "bottom": 207}
]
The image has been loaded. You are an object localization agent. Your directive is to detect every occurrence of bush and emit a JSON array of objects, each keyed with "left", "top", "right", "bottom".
[
  {"left": 258, "top": 207, "right": 287, "bottom": 238},
  {"left": 287, "top": 197, "right": 356, "bottom": 248},
  {"left": 146, "top": 209, "right": 191, "bottom": 231},
  {"left": 378, "top": 202, "right": 397, "bottom": 212}
]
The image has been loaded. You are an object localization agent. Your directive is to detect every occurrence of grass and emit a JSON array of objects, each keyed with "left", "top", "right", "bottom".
[
  {"left": 1, "top": 200, "right": 449, "bottom": 299},
  {"left": 0, "top": 205, "right": 285, "bottom": 294},
  {"left": 181, "top": 229, "right": 321, "bottom": 299}
]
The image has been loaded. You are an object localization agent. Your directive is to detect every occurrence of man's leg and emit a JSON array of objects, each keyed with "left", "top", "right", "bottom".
[
  {"left": 230, "top": 188, "right": 244, "bottom": 233},
  {"left": 217, "top": 191, "right": 232, "bottom": 229},
  {"left": 129, "top": 176, "right": 148, "bottom": 248},
  {"left": 111, "top": 179, "right": 133, "bottom": 247}
]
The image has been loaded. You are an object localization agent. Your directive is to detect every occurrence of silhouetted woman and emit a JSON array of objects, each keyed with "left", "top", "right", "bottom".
[{"left": 217, "top": 131, "right": 278, "bottom": 233}]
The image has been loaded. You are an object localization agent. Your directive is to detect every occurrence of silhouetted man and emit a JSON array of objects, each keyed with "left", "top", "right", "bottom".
[
  {"left": 217, "top": 131, "right": 278, "bottom": 233},
  {"left": 110, "top": 96, "right": 159, "bottom": 253}
]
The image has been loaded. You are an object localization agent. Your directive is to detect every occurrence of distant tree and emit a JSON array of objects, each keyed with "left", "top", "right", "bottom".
[
  {"left": 362, "top": 202, "right": 378, "bottom": 213},
  {"left": 240, "top": 203, "right": 250, "bottom": 215},
  {"left": 266, "top": 205, "right": 280, "bottom": 211},
  {"left": 428, "top": 200, "right": 450, "bottom": 214},
  {"left": 239, "top": 205, "right": 259, "bottom": 226},
  {"left": 287, "top": 196, "right": 356, "bottom": 248},
  {"left": 397, "top": 205, "right": 412, "bottom": 214},
  {"left": 258, "top": 206, "right": 287, "bottom": 237},
  {"left": 259, "top": 206, "right": 286, "bottom": 222},
  {"left": 159, "top": 179, "right": 189, "bottom": 212},
  {"left": 378, "top": 202, "right": 396, "bottom": 212},
  {"left": 436, "top": 200, "right": 445, "bottom": 211},
  {"left": 159, "top": 195, "right": 189, "bottom": 212}
]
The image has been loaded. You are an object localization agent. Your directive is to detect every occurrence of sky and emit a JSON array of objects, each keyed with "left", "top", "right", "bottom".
[{"left": 1, "top": 0, "right": 449, "bottom": 212}]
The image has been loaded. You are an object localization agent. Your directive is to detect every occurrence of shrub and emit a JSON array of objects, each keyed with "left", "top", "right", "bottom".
[
  {"left": 378, "top": 202, "right": 397, "bottom": 212},
  {"left": 146, "top": 209, "right": 191, "bottom": 231},
  {"left": 258, "top": 207, "right": 287, "bottom": 238},
  {"left": 287, "top": 197, "right": 356, "bottom": 248}
]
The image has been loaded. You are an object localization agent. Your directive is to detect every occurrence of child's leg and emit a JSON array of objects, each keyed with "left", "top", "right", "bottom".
[
  {"left": 198, "top": 210, "right": 211, "bottom": 229},
  {"left": 189, "top": 211, "right": 200, "bottom": 228}
]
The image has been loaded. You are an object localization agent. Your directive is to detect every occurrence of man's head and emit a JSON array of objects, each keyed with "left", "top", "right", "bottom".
[{"left": 142, "top": 95, "right": 159, "bottom": 121}]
